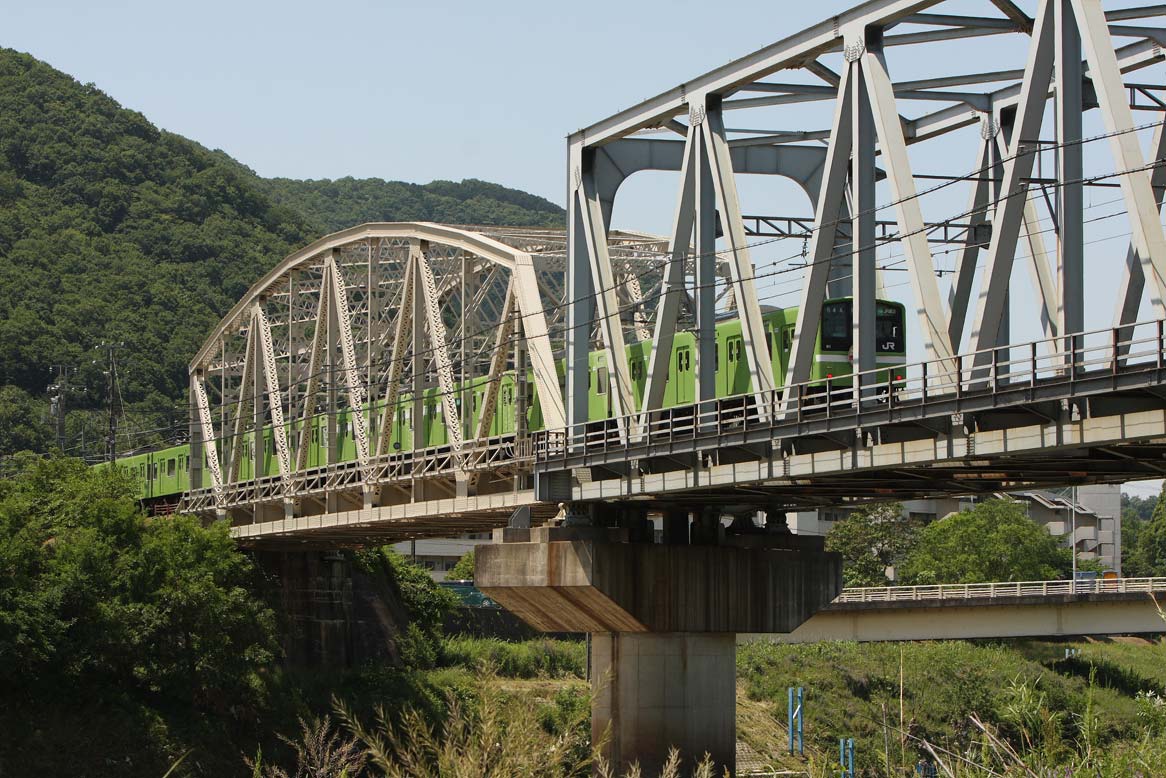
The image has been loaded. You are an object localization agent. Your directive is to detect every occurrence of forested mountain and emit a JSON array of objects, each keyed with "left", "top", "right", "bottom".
[
  {"left": 0, "top": 48, "right": 564, "bottom": 458},
  {"left": 253, "top": 176, "right": 563, "bottom": 234}
]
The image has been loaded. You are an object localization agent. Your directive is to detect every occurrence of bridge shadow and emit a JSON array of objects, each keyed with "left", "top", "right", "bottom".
[{"left": 1010, "top": 638, "right": 1161, "bottom": 696}]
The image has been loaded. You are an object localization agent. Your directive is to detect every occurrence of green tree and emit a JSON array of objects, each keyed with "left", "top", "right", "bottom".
[
  {"left": 0, "top": 455, "right": 277, "bottom": 708},
  {"left": 899, "top": 499, "right": 1072, "bottom": 584},
  {"left": 1127, "top": 482, "right": 1166, "bottom": 577},
  {"left": 447, "top": 550, "right": 476, "bottom": 582},
  {"left": 0, "top": 385, "right": 49, "bottom": 456},
  {"left": 825, "top": 502, "right": 919, "bottom": 587},
  {"left": 355, "top": 548, "right": 458, "bottom": 668}
]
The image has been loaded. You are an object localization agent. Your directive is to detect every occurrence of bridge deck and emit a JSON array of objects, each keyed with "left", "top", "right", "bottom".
[{"left": 535, "top": 322, "right": 1166, "bottom": 509}]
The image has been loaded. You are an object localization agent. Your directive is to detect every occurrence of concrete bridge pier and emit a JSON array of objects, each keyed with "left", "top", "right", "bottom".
[
  {"left": 590, "top": 632, "right": 736, "bottom": 775},
  {"left": 475, "top": 511, "right": 841, "bottom": 775}
]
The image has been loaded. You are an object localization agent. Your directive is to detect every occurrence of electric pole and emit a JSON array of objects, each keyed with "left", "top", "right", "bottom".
[
  {"left": 96, "top": 342, "right": 125, "bottom": 463},
  {"left": 47, "top": 365, "right": 74, "bottom": 453}
]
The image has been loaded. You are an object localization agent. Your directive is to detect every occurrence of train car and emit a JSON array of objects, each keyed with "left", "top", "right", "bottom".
[{"left": 111, "top": 296, "right": 907, "bottom": 497}]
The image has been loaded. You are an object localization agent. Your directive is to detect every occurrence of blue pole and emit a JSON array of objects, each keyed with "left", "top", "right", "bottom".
[
  {"left": 839, "top": 738, "right": 845, "bottom": 775},
  {"left": 797, "top": 687, "right": 804, "bottom": 756},
  {"left": 788, "top": 688, "right": 794, "bottom": 755},
  {"left": 847, "top": 738, "right": 855, "bottom": 778}
]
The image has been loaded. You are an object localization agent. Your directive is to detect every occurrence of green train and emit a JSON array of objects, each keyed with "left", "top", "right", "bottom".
[{"left": 109, "top": 297, "right": 906, "bottom": 506}]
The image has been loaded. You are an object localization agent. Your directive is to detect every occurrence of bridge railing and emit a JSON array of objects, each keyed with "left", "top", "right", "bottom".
[
  {"left": 534, "top": 318, "right": 1166, "bottom": 465},
  {"left": 182, "top": 430, "right": 531, "bottom": 514},
  {"left": 833, "top": 577, "right": 1166, "bottom": 604}
]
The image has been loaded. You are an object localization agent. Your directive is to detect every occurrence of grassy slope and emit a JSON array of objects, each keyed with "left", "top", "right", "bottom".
[
  {"left": 737, "top": 638, "right": 1163, "bottom": 773},
  {"left": 6, "top": 636, "right": 1163, "bottom": 776}
]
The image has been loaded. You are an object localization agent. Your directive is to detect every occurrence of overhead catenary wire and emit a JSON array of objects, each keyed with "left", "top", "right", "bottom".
[
  {"left": 186, "top": 147, "right": 1166, "bottom": 433},
  {"left": 136, "top": 159, "right": 1166, "bottom": 455},
  {"left": 109, "top": 118, "right": 1166, "bottom": 451}
]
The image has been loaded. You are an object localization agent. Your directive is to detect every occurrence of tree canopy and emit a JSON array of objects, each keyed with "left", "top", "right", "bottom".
[
  {"left": 1124, "top": 482, "right": 1166, "bottom": 577},
  {"left": 447, "top": 550, "right": 476, "bottom": 582},
  {"left": 824, "top": 502, "right": 919, "bottom": 587},
  {"left": 898, "top": 499, "right": 1073, "bottom": 584},
  {"left": 0, "top": 454, "right": 278, "bottom": 708},
  {"left": 255, "top": 176, "right": 563, "bottom": 235}
]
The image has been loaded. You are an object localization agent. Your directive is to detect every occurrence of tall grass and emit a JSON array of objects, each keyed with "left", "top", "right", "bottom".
[
  {"left": 250, "top": 670, "right": 718, "bottom": 777},
  {"left": 440, "top": 636, "right": 585, "bottom": 678}
]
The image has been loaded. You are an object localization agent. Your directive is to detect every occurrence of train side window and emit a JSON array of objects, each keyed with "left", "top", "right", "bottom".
[
  {"left": 152, "top": 463, "right": 159, "bottom": 480},
  {"left": 783, "top": 326, "right": 793, "bottom": 351},
  {"left": 714, "top": 345, "right": 719, "bottom": 371},
  {"left": 167, "top": 459, "right": 176, "bottom": 477},
  {"left": 596, "top": 367, "right": 608, "bottom": 395},
  {"left": 677, "top": 350, "right": 684, "bottom": 373},
  {"left": 767, "top": 331, "right": 775, "bottom": 356}
]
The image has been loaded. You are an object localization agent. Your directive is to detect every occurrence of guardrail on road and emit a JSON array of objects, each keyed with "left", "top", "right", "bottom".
[{"left": 833, "top": 577, "right": 1166, "bottom": 604}]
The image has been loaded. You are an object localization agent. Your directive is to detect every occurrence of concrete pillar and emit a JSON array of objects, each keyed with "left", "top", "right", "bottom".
[
  {"left": 662, "top": 509, "right": 689, "bottom": 545},
  {"left": 590, "top": 632, "right": 735, "bottom": 776}
]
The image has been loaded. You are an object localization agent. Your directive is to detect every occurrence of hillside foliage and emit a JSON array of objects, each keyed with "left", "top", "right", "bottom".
[
  {"left": 0, "top": 47, "right": 563, "bottom": 459},
  {"left": 255, "top": 176, "right": 563, "bottom": 235}
]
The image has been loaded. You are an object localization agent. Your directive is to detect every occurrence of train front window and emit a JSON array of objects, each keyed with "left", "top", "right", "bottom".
[
  {"left": 876, "top": 303, "right": 904, "bottom": 353},
  {"left": 820, "top": 301, "right": 851, "bottom": 352}
]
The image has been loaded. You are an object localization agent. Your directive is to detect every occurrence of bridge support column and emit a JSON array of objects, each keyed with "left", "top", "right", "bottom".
[
  {"left": 476, "top": 522, "right": 840, "bottom": 775},
  {"left": 590, "top": 632, "right": 735, "bottom": 776}
]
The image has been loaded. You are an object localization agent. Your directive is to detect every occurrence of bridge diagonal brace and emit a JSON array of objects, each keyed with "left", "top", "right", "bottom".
[
  {"left": 511, "top": 251, "right": 566, "bottom": 431},
  {"left": 414, "top": 246, "right": 465, "bottom": 455},
  {"left": 861, "top": 43, "right": 954, "bottom": 367},
  {"left": 192, "top": 372, "right": 224, "bottom": 505},
  {"left": 623, "top": 270, "right": 653, "bottom": 342},
  {"left": 969, "top": 0, "right": 1057, "bottom": 364},
  {"left": 296, "top": 265, "right": 330, "bottom": 474},
  {"left": 325, "top": 251, "right": 373, "bottom": 482},
  {"left": 1071, "top": 0, "right": 1166, "bottom": 319},
  {"left": 947, "top": 134, "right": 993, "bottom": 350},
  {"left": 228, "top": 322, "right": 257, "bottom": 485},
  {"left": 701, "top": 100, "right": 779, "bottom": 407},
  {"left": 375, "top": 256, "right": 415, "bottom": 458},
  {"left": 640, "top": 122, "right": 697, "bottom": 429},
  {"left": 575, "top": 169, "right": 636, "bottom": 438},
  {"left": 252, "top": 303, "right": 294, "bottom": 499},
  {"left": 1115, "top": 122, "right": 1166, "bottom": 359},
  {"left": 475, "top": 279, "right": 517, "bottom": 444},
  {"left": 785, "top": 63, "right": 854, "bottom": 409}
]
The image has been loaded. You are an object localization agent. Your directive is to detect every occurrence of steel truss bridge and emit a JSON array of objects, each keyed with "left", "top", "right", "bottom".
[{"left": 176, "top": 0, "right": 1166, "bottom": 546}]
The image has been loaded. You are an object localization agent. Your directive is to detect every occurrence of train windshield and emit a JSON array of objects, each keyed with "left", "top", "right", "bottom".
[
  {"left": 876, "top": 303, "right": 904, "bottom": 353},
  {"left": 820, "top": 301, "right": 851, "bottom": 352}
]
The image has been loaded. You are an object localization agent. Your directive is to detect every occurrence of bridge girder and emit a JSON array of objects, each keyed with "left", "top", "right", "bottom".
[
  {"left": 561, "top": 0, "right": 1166, "bottom": 493},
  {"left": 183, "top": 223, "right": 691, "bottom": 534}
]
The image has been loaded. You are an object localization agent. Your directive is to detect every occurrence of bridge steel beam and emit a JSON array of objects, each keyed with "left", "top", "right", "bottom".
[{"left": 182, "top": 223, "right": 610, "bottom": 533}]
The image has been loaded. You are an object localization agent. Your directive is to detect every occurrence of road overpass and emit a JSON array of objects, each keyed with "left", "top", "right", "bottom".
[{"left": 752, "top": 577, "right": 1166, "bottom": 643}]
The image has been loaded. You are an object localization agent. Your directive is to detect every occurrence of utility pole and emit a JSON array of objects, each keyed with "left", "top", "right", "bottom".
[
  {"left": 1070, "top": 485, "right": 1078, "bottom": 593},
  {"left": 96, "top": 342, "right": 125, "bottom": 463},
  {"left": 46, "top": 365, "right": 74, "bottom": 453}
]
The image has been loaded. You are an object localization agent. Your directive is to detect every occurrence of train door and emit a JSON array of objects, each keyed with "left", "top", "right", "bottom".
[
  {"left": 500, "top": 381, "right": 516, "bottom": 433},
  {"left": 673, "top": 347, "right": 692, "bottom": 405}
]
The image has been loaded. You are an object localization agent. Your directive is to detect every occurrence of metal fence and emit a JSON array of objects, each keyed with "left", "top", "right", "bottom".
[
  {"left": 534, "top": 317, "right": 1166, "bottom": 467},
  {"left": 833, "top": 577, "right": 1166, "bottom": 604}
]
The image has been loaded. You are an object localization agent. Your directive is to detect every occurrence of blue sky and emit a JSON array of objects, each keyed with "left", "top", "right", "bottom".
[{"left": 3, "top": 0, "right": 838, "bottom": 211}]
